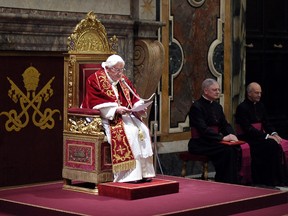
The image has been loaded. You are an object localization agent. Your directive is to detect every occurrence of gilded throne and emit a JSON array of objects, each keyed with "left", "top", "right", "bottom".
[{"left": 62, "top": 12, "right": 117, "bottom": 193}]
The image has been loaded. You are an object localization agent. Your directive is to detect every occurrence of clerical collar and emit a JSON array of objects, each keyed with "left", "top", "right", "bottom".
[
  {"left": 202, "top": 95, "right": 213, "bottom": 103},
  {"left": 246, "top": 98, "right": 257, "bottom": 105}
]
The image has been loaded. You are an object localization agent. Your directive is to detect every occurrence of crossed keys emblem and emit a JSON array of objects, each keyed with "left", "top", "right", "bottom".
[{"left": 0, "top": 66, "right": 61, "bottom": 132}]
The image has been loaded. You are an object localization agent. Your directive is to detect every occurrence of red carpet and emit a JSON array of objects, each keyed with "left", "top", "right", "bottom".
[
  {"left": 98, "top": 178, "right": 179, "bottom": 200},
  {"left": 0, "top": 175, "right": 287, "bottom": 216}
]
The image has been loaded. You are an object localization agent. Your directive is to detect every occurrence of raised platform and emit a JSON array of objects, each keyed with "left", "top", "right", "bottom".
[
  {"left": 98, "top": 178, "right": 179, "bottom": 200},
  {"left": 231, "top": 203, "right": 288, "bottom": 216},
  {"left": 0, "top": 175, "right": 287, "bottom": 216}
]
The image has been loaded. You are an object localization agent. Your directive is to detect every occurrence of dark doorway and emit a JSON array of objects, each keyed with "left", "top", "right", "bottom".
[{"left": 246, "top": 0, "right": 288, "bottom": 138}]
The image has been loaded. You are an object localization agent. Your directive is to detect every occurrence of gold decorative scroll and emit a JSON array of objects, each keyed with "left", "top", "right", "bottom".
[
  {"left": 67, "top": 114, "right": 104, "bottom": 136},
  {"left": 67, "top": 11, "right": 117, "bottom": 54}
]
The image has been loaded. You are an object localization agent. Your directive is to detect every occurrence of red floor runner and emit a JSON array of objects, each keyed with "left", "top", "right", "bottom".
[{"left": 0, "top": 175, "right": 287, "bottom": 216}]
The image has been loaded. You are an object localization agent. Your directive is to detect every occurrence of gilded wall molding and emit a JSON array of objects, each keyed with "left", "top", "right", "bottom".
[
  {"left": 169, "top": 38, "right": 184, "bottom": 101},
  {"left": 207, "top": 0, "right": 225, "bottom": 105},
  {"left": 160, "top": 6, "right": 187, "bottom": 134},
  {"left": 168, "top": 38, "right": 187, "bottom": 133}
]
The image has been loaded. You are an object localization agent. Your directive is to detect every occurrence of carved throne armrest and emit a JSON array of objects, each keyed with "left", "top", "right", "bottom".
[{"left": 67, "top": 107, "right": 104, "bottom": 135}]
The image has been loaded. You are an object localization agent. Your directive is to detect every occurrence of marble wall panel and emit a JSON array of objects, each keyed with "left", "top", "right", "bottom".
[
  {"left": 170, "top": 0, "right": 220, "bottom": 128},
  {"left": 0, "top": 8, "right": 136, "bottom": 79},
  {"left": 132, "top": 0, "right": 156, "bottom": 21},
  {"left": 0, "top": 5, "right": 162, "bottom": 81},
  {"left": 0, "top": 0, "right": 130, "bottom": 15}
]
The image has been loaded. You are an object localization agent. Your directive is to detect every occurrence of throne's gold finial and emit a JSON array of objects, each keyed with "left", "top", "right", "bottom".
[
  {"left": 87, "top": 11, "right": 97, "bottom": 21},
  {"left": 67, "top": 11, "right": 117, "bottom": 54}
]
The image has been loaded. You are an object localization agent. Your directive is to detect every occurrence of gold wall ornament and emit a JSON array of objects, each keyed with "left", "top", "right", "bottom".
[
  {"left": 22, "top": 66, "right": 40, "bottom": 92},
  {"left": 109, "top": 35, "right": 118, "bottom": 53},
  {"left": 67, "top": 11, "right": 117, "bottom": 54},
  {"left": 0, "top": 66, "right": 61, "bottom": 132}
]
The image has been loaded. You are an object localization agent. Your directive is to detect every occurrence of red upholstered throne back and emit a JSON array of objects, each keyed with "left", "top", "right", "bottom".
[{"left": 79, "top": 63, "right": 102, "bottom": 107}]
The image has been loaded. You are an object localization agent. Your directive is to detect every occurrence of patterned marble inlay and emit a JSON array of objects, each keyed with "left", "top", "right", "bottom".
[
  {"left": 187, "top": 0, "right": 206, "bottom": 8},
  {"left": 169, "top": 41, "right": 183, "bottom": 76},
  {"left": 169, "top": 0, "right": 220, "bottom": 128},
  {"left": 213, "top": 43, "right": 224, "bottom": 74},
  {"left": 139, "top": 0, "right": 156, "bottom": 20}
]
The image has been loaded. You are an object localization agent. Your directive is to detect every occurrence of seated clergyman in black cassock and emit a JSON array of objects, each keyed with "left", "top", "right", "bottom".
[
  {"left": 235, "top": 82, "right": 288, "bottom": 187},
  {"left": 188, "top": 78, "right": 242, "bottom": 184}
]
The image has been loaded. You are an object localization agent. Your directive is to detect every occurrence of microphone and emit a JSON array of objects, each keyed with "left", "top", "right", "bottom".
[{"left": 121, "top": 78, "right": 155, "bottom": 101}]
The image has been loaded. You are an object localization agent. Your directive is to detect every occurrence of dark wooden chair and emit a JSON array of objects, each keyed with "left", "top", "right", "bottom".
[
  {"left": 178, "top": 127, "right": 211, "bottom": 180},
  {"left": 179, "top": 151, "right": 209, "bottom": 180}
]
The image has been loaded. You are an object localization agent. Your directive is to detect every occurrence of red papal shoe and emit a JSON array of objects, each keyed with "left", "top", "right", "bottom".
[{"left": 141, "top": 178, "right": 152, "bottom": 183}]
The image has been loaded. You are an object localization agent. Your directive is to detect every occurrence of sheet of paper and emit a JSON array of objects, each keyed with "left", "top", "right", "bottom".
[{"left": 130, "top": 100, "right": 153, "bottom": 112}]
